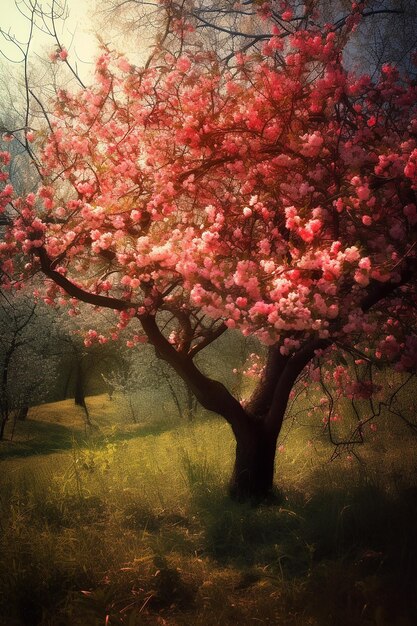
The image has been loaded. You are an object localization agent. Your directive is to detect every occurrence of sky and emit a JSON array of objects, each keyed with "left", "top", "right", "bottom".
[{"left": 1, "top": 0, "right": 100, "bottom": 81}]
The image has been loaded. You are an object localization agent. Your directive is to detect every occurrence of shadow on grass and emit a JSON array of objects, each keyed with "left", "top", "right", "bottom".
[
  {"left": 0, "top": 419, "right": 84, "bottom": 459},
  {"left": 101, "top": 418, "right": 178, "bottom": 444},
  {"left": 0, "top": 417, "right": 177, "bottom": 461},
  {"left": 184, "top": 459, "right": 417, "bottom": 625}
]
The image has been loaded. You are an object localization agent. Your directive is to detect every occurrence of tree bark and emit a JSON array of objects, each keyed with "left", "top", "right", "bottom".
[
  {"left": 229, "top": 416, "right": 278, "bottom": 500},
  {"left": 0, "top": 348, "right": 12, "bottom": 440},
  {"left": 229, "top": 339, "right": 330, "bottom": 500},
  {"left": 0, "top": 416, "right": 6, "bottom": 440},
  {"left": 17, "top": 406, "right": 29, "bottom": 421},
  {"left": 74, "top": 359, "right": 92, "bottom": 426}
]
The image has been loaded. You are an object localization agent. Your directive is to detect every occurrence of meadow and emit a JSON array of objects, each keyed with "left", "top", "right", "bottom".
[{"left": 0, "top": 391, "right": 416, "bottom": 626}]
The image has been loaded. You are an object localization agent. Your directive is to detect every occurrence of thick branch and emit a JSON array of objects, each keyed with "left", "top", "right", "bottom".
[
  {"left": 360, "top": 262, "right": 415, "bottom": 312},
  {"left": 333, "top": 8, "right": 403, "bottom": 31},
  {"left": 246, "top": 344, "right": 289, "bottom": 417},
  {"left": 265, "top": 338, "right": 330, "bottom": 437},
  {"left": 139, "top": 314, "right": 251, "bottom": 436},
  {"left": 188, "top": 322, "right": 227, "bottom": 358},
  {"left": 36, "top": 247, "right": 136, "bottom": 311}
]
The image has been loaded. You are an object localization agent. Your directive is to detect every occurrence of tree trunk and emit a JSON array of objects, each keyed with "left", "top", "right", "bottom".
[
  {"left": 0, "top": 416, "right": 6, "bottom": 440},
  {"left": 229, "top": 418, "right": 278, "bottom": 501},
  {"left": 74, "top": 360, "right": 92, "bottom": 426},
  {"left": 228, "top": 339, "right": 331, "bottom": 501},
  {"left": 185, "top": 382, "right": 197, "bottom": 421},
  {"left": 1, "top": 352, "right": 11, "bottom": 441},
  {"left": 17, "top": 406, "right": 29, "bottom": 421}
]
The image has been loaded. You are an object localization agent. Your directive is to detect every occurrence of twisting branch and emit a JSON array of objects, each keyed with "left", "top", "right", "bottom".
[{"left": 35, "top": 247, "right": 138, "bottom": 311}]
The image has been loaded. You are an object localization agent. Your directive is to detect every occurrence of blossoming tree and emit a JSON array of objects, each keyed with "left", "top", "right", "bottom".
[
  {"left": 1, "top": 2, "right": 416, "bottom": 498},
  {"left": 0, "top": 290, "right": 58, "bottom": 439}
]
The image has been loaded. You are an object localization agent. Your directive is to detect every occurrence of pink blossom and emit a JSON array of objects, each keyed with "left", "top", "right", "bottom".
[
  {"left": 176, "top": 57, "right": 191, "bottom": 73},
  {"left": 357, "top": 185, "right": 370, "bottom": 201},
  {"left": 117, "top": 57, "right": 131, "bottom": 72}
]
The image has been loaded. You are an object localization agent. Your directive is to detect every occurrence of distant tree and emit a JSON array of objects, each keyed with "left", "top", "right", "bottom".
[
  {"left": 103, "top": 346, "right": 186, "bottom": 423},
  {"left": 43, "top": 303, "right": 128, "bottom": 424},
  {"left": 1, "top": 1, "right": 416, "bottom": 499},
  {"left": 0, "top": 290, "right": 58, "bottom": 439}
]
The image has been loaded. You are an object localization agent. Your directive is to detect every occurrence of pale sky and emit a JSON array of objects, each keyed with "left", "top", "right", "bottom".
[
  {"left": 1, "top": 0, "right": 100, "bottom": 81},
  {"left": 1, "top": 0, "right": 155, "bottom": 85}
]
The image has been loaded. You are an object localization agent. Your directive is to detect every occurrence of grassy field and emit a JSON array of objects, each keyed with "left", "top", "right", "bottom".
[{"left": 0, "top": 393, "right": 416, "bottom": 625}]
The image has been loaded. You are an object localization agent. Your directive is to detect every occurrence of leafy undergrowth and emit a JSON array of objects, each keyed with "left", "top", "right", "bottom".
[{"left": 0, "top": 394, "right": 416, "bottom": 625}]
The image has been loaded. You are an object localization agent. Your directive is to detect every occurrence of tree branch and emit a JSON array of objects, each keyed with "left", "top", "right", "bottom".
[
  {"left": 188, "top": 322, "right": 227, "bottom": 358},
  {"left": 139, "top": 314, "right": 251, "bottom": 435},
  {"left": 36, "top": 247, "right": 137, "bottom": 311},
  {"left": 265, "top": 338, "right": 330, "bottom": 437},
  {"left": 360, "top": 261, "right": 415, "bottom": 313}
]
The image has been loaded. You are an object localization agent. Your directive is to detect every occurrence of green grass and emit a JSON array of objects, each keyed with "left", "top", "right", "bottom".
[{"left": 0, "top": 393, "right": 416, "bottom": 625}]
